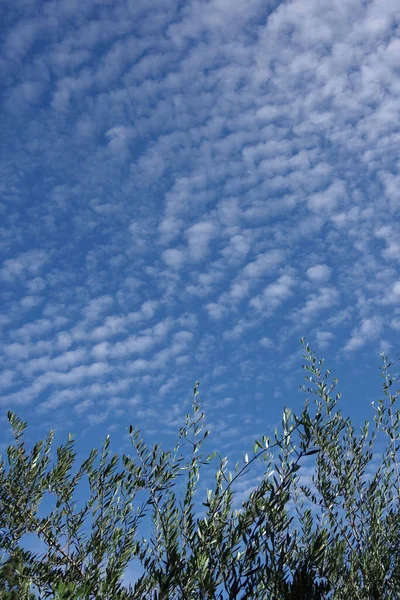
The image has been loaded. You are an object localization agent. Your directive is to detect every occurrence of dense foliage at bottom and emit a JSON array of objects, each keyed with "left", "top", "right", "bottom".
[{"left": 0, "top": 340, "right": 399, "bottom": 599}]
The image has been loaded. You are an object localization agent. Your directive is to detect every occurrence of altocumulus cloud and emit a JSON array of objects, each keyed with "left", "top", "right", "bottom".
[{"left": 0, "top": 0, "right": 399, "bottom": 464}]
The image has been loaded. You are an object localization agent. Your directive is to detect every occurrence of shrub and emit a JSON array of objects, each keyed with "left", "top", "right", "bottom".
[{"left": 0, "top": 340, "right": 399, "bottom": 599}]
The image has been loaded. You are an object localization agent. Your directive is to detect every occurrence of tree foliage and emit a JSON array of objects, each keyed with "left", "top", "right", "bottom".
[
  {"left": 0, "top": 548, "right": 36, "bottom": 600},
  {"left": 0, "top": 340, "right": 399, "bottom": 599}
]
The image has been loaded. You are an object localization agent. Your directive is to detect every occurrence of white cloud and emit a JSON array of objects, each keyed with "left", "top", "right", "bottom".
[
  {"left": 0, "top": 250, "right": 48, "bottom": 281},
  {"left": 250, "top": 274, "right": 296, "bottom": 312},
  {"left": 206, "top": 302, "right": 225, "bottom": 320},
  {"left": 1, "top": 0, "right": 400, "bottom": 446},
  {"left": 223, "top": 318, "right": 260, "bottom": 341},
  {"left": 316, "top": 330, "right": 335, "bottom": 349},
  {"left": 186, "top": 221, "right": 215, "bottom": 261},
  {"left": 162, "top": 248, "right": 185, "bottom": 269},
  {"left": 4, "top": 343, "right": 30, "bottom": 359},
  {"left": 74, "top": 399, "right": 94, "bottom": 416},
  {"left": 90, "top": 302, "right": 158, "bottom": 341},
  {"left": 159, "top": 217, "right": 183, "bottom": 244},
  {"left": 308, "top": 180, "right": 346, "bottom": 212},
  {"left": 186, "top": 269, "right": 224, "bottom": 297},
  {"left": 306, "top": 264, "right": 331, "bottom": 283},
  {"left": 220, "top": 234, "right": 251, "bottom": 261},
  {"left": 87, "top": 412, "right": 109, "bottom": 426},
  {"left": 20, "top": 295, "right": 44, "bottom": 309},
  {"left": 105, "top": 125, "right": 133, "bottom": 154},
  {"left": 0, "top": 370, "right": 15, "bottom": 389},
  {"left": 259, "top": 336, "right": 273, "bottom": 348},
  {"left": 211, "top": 249, "right": 285, "bottom": 309},
  {"left": 343, "top": 317, "right": 383, "bottom": 352},
  {"left": 4, "top": 19, "right": 42, "bottom": 59},
  {"left": 26, "top": 277, "right": 47, "bottom": 293},
  {"left": 380, "top": 280, "right": 400, "bottom": 305},
  {"left": 82, "top": 296, "right": 114, "bottom": 321},
  {"left": 25, "top": 349, "right": 86, "bottom": 375},
  {"left": 292, "top": 287, "right": 339, "bottom": 325},
  {"left": 391, "top": 317, "right": 400, "bottom": 331},
  {"left": 2, "top": 361, "right": 111, "bottom": 409},
  {"left": 228, "top": 280, "right": 251, "bottom": 302},
  {"left": 159, "top": 376, "right": 180, "bottom": 397},
  {"left": 243, "top": 250, "right": 285, "bottom": 280},
  {"left": 13, "top": 317, "right": 68, "bottom": 341},
  {"left": 56, "top": 332, "right": 73, "bottom": 351}
]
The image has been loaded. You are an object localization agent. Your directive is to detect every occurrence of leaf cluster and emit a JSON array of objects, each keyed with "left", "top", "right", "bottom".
[{"left": 0, "top": 344, "right": 399, "bottom": 599}]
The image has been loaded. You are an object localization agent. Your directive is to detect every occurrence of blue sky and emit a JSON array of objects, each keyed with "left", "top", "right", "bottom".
[{"left": 1, "top": 0, "right": 400, "bottom": 527}]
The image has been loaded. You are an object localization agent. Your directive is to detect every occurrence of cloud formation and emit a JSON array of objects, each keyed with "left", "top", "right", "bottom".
[{"left": 0, "top": 0, "right": 399, "bottom": 458}]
